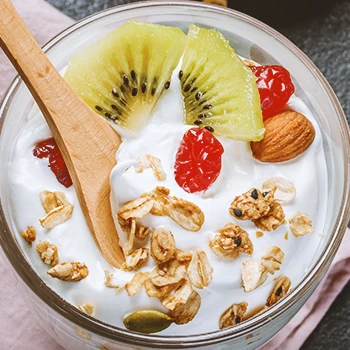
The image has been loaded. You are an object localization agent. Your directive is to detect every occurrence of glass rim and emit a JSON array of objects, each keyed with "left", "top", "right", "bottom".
[{"left": 1, "top": 1, "right": 350, "bottom": 347}]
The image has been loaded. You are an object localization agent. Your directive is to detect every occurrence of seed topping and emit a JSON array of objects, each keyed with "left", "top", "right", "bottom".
[
  {"left": 251, "top": 189, "right": 258, "bottom": 199},
  {"left": 204, "top": 126, "right": 214, "bottom": 133}
]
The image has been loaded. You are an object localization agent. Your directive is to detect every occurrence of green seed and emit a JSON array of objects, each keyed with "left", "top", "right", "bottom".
[{"left": 123, "top": 310, "right": 173, "bottom": 334}]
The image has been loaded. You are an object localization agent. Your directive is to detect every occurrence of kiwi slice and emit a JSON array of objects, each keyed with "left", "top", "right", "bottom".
[
  {"left": 180, "top": 25, "right": 265, "bottom": 142},
  {"left": 64, "top": 21, "right": 186, "bottom": 134}
]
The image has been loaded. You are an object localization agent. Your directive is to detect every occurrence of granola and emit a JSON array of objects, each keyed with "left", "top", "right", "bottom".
[
  {"left": 230, "top": 188, "right": 275, "bottom": 221},
  {"left": 136, "top": 154, "right": 167, "bottom": 181},
  {"left": 253, "top": 202, "right": 286, "bottom": 231},
  {"left": 141, "top": 186, "right": 171, "bottom": 216},
  {"left": 187, "top": 250, "right": 213, "bottom": 289},
  {"left": 220, "top": 302, "right": 248, "bottom": 329},
  {"left": 40, "top": 190, "right": 67, "bottom": 213},
  {"left": 169, "top": 290, "right": 201, "bottom": 325},
  {"left": 150, "top": 258, "right": 187, "bottom": 287},
  {"left": 266, "top": 276, "right": 291, "bottom": 307},
  {"left": 36, "top": 241, "right": 59, "bottom": 266},
  {"left": 166, "top": 198, "right": 204, "bottom": 232},
  {"left": 122, "top": 248, "right": 149, "bottom": 272},
  {"left": 161, "top": 279, "right": 193, "bottom": 310},
  {"left": 144, "top": 277, "right": 175, "bottom": 298},
  {"left": 174, "top": 249, "right": 192, "bottom": 263},
  {"left": 209, "top": 223, "right": 253, "bottom": 259},
  {"left": 118, "top": 197, "right": 154, "bottom": 221},
  {"left": 20, "top": 226, "right": 36, "bottom": 245},
  {"left": 39, "top": 203, "right": 74, "bottom": 229},
  {"left": 78, "top": 303, "right": 94, "bottom": 316},
  {"left": 262, "top": 177, "right": 296, "bottom": 204},
  {"left": 289, "top": 212, "right": 314, "bottom": 237},
  {"left": 241, "top": 260, "right": 267, "bottom": 292},
  {"left": 104, "top": 270, "right": 125, "bottom": 292},
  {"left": 47, "top": 262, "right": 88, "bottom": 282},
  {"left": 126, "top": 272, "right": 150, "bottom": 296},
  {"left": 150, "top": 228, "right": 176, "bottom": 264},
  {"left": 261, "top": 246, "right": 284, "bottom": 275}
]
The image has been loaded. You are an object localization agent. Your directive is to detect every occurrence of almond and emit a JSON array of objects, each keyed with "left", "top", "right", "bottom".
[{"left": 250, "top": 110, "right": 315, "bottom": 163}]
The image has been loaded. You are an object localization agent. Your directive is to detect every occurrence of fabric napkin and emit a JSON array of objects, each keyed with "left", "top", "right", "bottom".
[{"left": 0, "top": 1, "right": 349, "bottom": 349}]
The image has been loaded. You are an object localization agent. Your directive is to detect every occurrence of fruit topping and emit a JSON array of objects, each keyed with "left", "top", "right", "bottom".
[
  {"left": 250, "top": 65, "right": 295, "bottom": 120},
  {"left": 64, "top": 21, "right": 186, "bottom": 134},
  {"left": 174, "top": 128, "right": 224, "bottom": 193},
  {"left": 33, "top": 137, "right": 72, "bottom": 188},
  {"left": 250, "top": 110, "right": 315, "bottom": 163},
  {"left": 180, "top": 25, "right": 264, "bottom": 141}
]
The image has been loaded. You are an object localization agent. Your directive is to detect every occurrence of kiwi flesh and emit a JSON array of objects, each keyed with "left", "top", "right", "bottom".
[
  {"left": 64, "top": 21, "right": 186, "bottom": 134},
  {"left": 180, "top": 25, "right": 265, "bottom": 142}
]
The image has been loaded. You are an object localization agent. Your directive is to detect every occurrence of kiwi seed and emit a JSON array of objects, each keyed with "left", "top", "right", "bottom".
[
  {"left": 132, "top": 88, "right": 138, "bottom": 96},
  {"left": 198, "top": 113, "right": 206, "bottom": 119},
  {"left": 112, "top": 88, "right": 119, "bottom": 98},
  {"left": 179, "top": 70, "right": 183, "bottom": 79},
  {"left": 165, "top": 81, "right": 170, "bottom": 89},
  {"left": 95, "top": 105, "right": 102, "bottom": 112},
  {"left": 194, "top": 120, "right": 202, "bottom": 125},
  {"left": 141, "top": 83, "right": 147, "bottom": 94},
  {"left": 184, "top": 84, "right": 191, "bottom": 92},
  {"left": 195, "top": 92, "right": 202, "bottom": 100},
  {"left": 205, "top": 126, "right": 214, "bottom": 132},
  {"left": 151, "top": 87, "right": 156, "bottom": 96},
  {"left": 131, "top": 70, "right": 136, "bottom": 81},
  {"left": 203, "top": 104, "right": 212, "bottom": 110},
  {"left": 123, "top": 74, "right": 129, "bottom": 85}
]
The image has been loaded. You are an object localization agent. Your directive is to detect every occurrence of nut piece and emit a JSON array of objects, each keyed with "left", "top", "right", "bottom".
[
  {"left": 136, "top": 154, "right": 167, "bottom": 181},
  {"left": 220, "top": 302, "right": 248, "bottom": 329},
  {"left": 47, "top": 262, "right": 88, "bottom": 282},
  {"left": 187, "top": 250, "right": 213, "bottom": 289},
  {"left": 251, "top": 110, "right": 315, "bottom": 163},
  {"left": 122, "top": 248, "right": 149, "bottom": 272},
  {"left": 36, "top": 241, "right": 59, "bottom": 266},
  {"left": 266, "top": 276, "right": 291, "bottom": 307},
  {"left": 39, "top": 203, "right": 74, "bottom": 229},
  {"left": 253, "top": 202, "right": 286, "bottom": 231},
  {"left": 262, "top": 177, "right": 296, "bottom": 204},
  {"left": 20, "top": 226, "right": 36, "bottom": 245},
  {"left": 261, "top": 246, "right": 284, "bottom": 275},
  {"left": 289, "top": 212, "right": 314, "bottom": 237},
  {"left": 230, "top": 188, "right": 274, "bottom": 221},
  {"left": 78, "top": 303, "right": 94, "bottom": 316},
  {"left": 210, "top": 223, "right": 253, "bottom": 259},
  {"left": 141, "top": 186, "right": 171, "bottom": 216},
  {"left": 161, "top": 279, "right": 193, "bottom": 310},
  {"left": 242, "top": 260, "right": 268, "bottom": 292},
  {"left": 166, "top": 198, "right": 204, "bottom": 231},
  {"left": 118, "top": 197, "right": 154, "bottom": 221},
  {"left": 123, "top": 310, "right": 173, "bottom": 334},
  {"left": 104, "top": 270, "right": 125, "bottom": 292},
  {"left": 126, "top": 272, "right": 150, "bottom": 296},
  {"left": 40, "top": 190, "right": 67, "bottom": 213},
  {"left": 150, "top": 259, "right": 187, "bottom": 287},
  {"left": 150, "top": 228, "right": 176, "bottom": 264},
  {"left": 169, "top": 290, "right": 201, "bottom": 325}
]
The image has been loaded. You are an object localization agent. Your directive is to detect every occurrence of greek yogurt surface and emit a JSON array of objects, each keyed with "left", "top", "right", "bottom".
[{"left": 9, "top": 62, "right": 327, "bottom": 335}]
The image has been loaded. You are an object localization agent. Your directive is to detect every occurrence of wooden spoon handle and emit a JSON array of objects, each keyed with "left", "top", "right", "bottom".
[{"left": 0, "top": 0, "right": 124, "bottom": 267}]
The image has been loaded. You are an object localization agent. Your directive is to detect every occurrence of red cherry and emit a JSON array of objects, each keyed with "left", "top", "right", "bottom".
[
  {"left": 33, "top": 137, "right": 72, "bottom": 188},
  {"left": 251, "top": 65, "right": 295, "bottom": 120},
  {"left": 174, "top": 128, "right": 224, "bottom": 193}
]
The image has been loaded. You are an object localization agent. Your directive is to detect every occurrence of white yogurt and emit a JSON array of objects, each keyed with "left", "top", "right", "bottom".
[{"left": 9, "top": 63, "right": 328, "bottom": 335}]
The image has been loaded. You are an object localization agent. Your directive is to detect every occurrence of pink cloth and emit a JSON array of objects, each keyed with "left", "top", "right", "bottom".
[{"left": 0, "top": 1, "right": 349, "bottom": 349}]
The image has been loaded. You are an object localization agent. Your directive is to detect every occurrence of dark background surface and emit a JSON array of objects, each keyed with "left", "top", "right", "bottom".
[{"left": 45, "top": 1, "right": 350, "bottom": 349}]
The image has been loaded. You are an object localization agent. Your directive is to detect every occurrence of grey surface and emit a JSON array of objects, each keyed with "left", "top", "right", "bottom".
[{"left": 45, "top": 1, "right": 350, "bottom": 349}]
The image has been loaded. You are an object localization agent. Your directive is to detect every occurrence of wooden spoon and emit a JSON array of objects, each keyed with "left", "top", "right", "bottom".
[{"left": 0, "top": 0, "right": 124, "bottom": 267}]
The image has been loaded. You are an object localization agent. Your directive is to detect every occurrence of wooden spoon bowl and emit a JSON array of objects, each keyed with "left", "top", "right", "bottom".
[{"left": 0, "top": 0, "right": 124, "bottom": 267}]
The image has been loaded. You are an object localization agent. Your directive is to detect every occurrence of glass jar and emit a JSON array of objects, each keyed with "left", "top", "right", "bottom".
[{"left": 1, "top": 2, "right": 349, "bottom": 349}]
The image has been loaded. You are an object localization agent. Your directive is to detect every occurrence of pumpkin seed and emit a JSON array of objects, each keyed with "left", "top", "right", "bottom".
[{"left": 123, "top": 310, "right": 173, "bottom": 333}]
